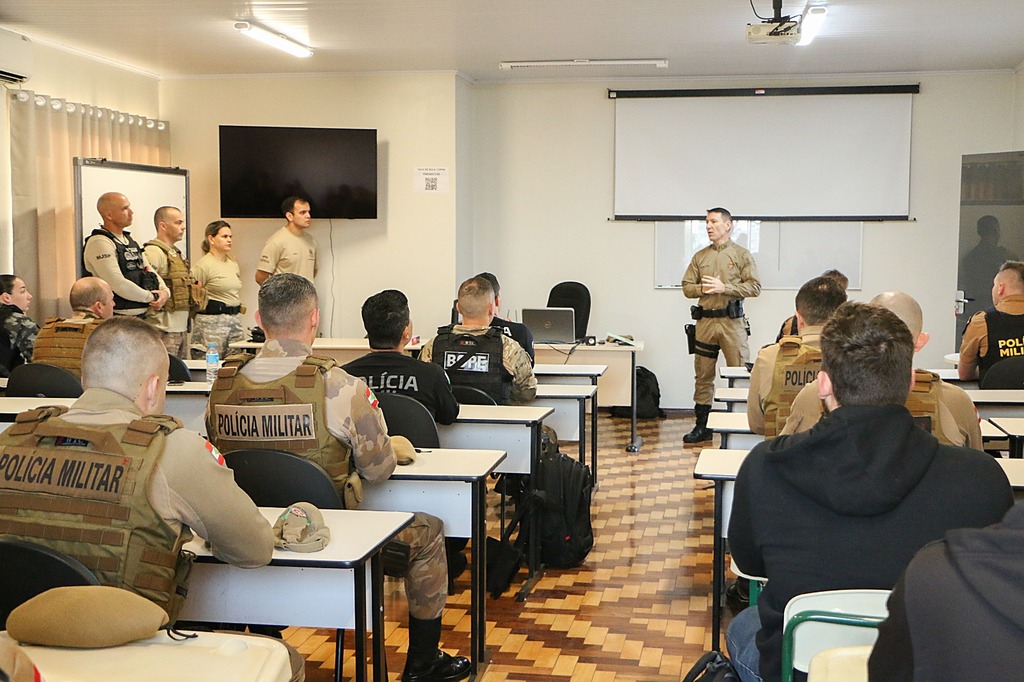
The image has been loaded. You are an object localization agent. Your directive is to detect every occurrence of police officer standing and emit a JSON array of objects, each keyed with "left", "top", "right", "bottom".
[
  {"left": 144, "top": 206, "right": 192, "bottom": 358},
  {"left": 83, "top": 192, "right": 169, "bottom": 317},
  {"left": 682, "top": 208, "right": 760, "bottom": 443}
]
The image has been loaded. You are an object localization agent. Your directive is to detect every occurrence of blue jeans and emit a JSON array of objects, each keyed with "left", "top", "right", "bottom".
[{"left": 726, "top": 605, "right": 763, "bottom": 682}]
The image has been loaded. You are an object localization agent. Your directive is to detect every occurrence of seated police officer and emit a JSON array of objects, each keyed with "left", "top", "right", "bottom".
[
  {"left": 476, "top": 272, "right": 535, "bottom": 365},
  {"left": 342, "top": 289, "right": 460, "bottom": 425},
  {"left": 420, "top": 276, "right": 537, "bottom": 406},
  {"left": 0, "top": 315, "right": 274, "bottom": 618},
  {"left": 959, "top": 260, "right": 1024, "bottom": 383},
  {"left": 747, "top": 276, "right": 846, "bottom": 436},
  {"left": 205, "top": 273, "right": 470, "bottom": 682},
  {"left": 32, "top": 277, "right": 116, "bottom": 378}
]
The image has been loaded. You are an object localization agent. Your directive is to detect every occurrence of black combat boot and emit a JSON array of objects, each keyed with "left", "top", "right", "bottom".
[
  {"left": 683, "top": 403, "right": 714, "bottom": 443},
  {"left": 402, "top": 617, "right": 471, "bottom": 682}
]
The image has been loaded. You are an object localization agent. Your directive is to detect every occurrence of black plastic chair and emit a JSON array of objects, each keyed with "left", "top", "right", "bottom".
[
  {"left": 980, "top": 358, "right": 1024, "bottom": 389},
  {"left": 547, "top": 281, "right": 591, "bottom": 340},
  {"left": 451, "top": 385, "right": 498, "bottom": 406},
  {"left": 0, "top": 537, "right": 100, "bottom": 628},
  {"left": 222, "top": 448, "right": 343, "bottom": 509},
  {"left": 376, "top": 392, "right": 440, "bottom": 448},
  {"left": 6, "top": 362, "right": 84, "bottom": 398},
  {"left": 167, "top": 353, "right": 192, "bottom": 383}
]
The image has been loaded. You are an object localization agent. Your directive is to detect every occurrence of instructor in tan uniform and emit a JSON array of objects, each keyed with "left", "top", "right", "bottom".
[
  {"left": 781, "top": 291, "right": 982, "bottom": 449},
  {"left": 682, "top": 208, "right": 760, "bottom": 443},
  {"left": 254, "top": 196, "right": 317, "bottom": 285}
]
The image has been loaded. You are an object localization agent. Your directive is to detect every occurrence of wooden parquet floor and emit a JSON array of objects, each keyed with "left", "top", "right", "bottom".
[{"left": 287, "top": 412, "right": 730, "bottom": 681}]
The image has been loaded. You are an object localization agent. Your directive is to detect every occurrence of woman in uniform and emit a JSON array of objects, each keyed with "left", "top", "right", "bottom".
[
  {"left": 190, "top": 221, "right": 245, "bottom": 359},
  {"left": 0, "top": 274, "right": 39, "bottom": 377}
]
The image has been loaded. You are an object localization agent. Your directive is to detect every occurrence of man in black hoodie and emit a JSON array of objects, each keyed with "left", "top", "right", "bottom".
[
  {"left": 868, "top": 502, "right": 1024, "bottom": 680},
  {"left": 725, "top": 302, "right": 1013, "bottom": 682}
]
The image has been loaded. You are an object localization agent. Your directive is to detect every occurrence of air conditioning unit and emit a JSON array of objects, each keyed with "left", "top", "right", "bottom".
[{"left": 0, "top": 28, "right": 33, "bottom": 84}]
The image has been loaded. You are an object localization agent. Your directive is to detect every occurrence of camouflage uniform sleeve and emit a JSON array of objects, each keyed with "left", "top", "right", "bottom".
[
  {"left": 503, "top": 337, "right": 537, "bottom": 404},
  {"left": 325, "top": 367, "right": 397, "bottom": 483},
  {"left": 418, "top": 338, "right": 434, "bottom": 363},
  {"left": 5, "top": 312, "right": 39, "bottom": 361}
]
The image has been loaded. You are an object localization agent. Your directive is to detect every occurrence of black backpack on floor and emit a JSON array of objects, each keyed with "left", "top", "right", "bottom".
[
  {"left": 537, "top": 430, "right": 594, "bottom": 568},
  {"left": 611, "top": 366, "right": 665, "bottom": 419},
  {"left": 682, "top": 651, "right": 738, "bottom": 682}
]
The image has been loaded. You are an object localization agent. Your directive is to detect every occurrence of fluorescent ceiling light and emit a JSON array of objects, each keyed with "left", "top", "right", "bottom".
[
  {"left": 234, "top": 21, "right": 312, "bottom": 58},
  {"left": 796, "top": 5, "right": 828, "bottom": 46},
  {"left": 499, "top": 59, "right": 668, "bottom": 71}
]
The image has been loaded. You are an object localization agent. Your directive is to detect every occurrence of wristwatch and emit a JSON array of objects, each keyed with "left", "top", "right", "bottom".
[{"left": 151, "top": 291, "right": 159, "bottom": 301}]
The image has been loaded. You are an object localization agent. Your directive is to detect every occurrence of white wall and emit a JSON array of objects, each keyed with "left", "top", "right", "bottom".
[
  {"left": 159, "top": 72, "right": 461, "bottom": 339},
  {"left": 471, "top": 73, "right": 1017, "bottom": 408},
  {"left": 0, "top": 41, "right": 160, "bottom": 271},
  {"left": 1015, "top": 65, "right": 1024, "bottom": 148}
]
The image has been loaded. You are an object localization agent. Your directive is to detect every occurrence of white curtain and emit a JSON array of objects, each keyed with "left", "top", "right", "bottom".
[{"left": 8, "top": 90, "right": 170, "bottom": 320}]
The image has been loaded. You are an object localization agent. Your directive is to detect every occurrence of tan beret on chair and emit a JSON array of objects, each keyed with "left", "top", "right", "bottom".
[
  {"left": 7, "top": 585, "right": 169, "bottom": 648},
  {"left": 392, "top": 435, "right": 417, "bottom": 466}
]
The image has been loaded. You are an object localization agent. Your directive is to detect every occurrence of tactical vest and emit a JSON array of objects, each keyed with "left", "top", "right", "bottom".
[
  {"left": 207, "top": 354, "right": 353, "bottom": 490},
  {"left": 430, "top": 326, "right": 511, "bottom": 404},
  {"left": 83, "top": 229, "right": 158, "bottom": 311},
  {"left": 144, "top": 239, "right": 191, "bottom": 313},
  {"left": 0, "top": 304, "right": 26, "bottom": 373},
  {"left": 764, "top": 336, "right": 822, "bottom": 438},
  {"left": 980, "top": 308, "right": 1024, "bottom": 382},
  {"left": 32, "top": 316, "right": 103, "bottom": 378},
  {"left": 0, "top": 406, "right": 190, "bottom": 618}
]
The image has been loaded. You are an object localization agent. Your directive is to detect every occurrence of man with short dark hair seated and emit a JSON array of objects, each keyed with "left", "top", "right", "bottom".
[
  {"left": 747, "top": 276, "right": 846, "bottom": 436},
  {"left": 32, "top": 277, "right": 115, "bottom": 378},
  {"left": 205, "top": 274, "right": 470, "bottom": 682},
  {"left": 774, "top": 269, "right": 848, "bottom": 342},
  {"left": 342, "top": 289, "right": 459, "bottom": 424},
  {"left": 959, "top": 259, "right": 1024, "bottom": 383},
  {"left": 476, "top": 272, "right": 535, "bottom": 365},
  {"left": 420, "top": 276, "right": 536, "bottom": 406},
  {"left": 726, "top": 302, "right": 1013, "bottom": 682}
]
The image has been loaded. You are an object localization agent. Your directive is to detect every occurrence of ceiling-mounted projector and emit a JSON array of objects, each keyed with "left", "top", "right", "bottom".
[{"left": 746, "top": 20, "right": 801, "bottom": 44}]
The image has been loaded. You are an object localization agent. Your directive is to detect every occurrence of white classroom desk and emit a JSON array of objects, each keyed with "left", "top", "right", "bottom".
[
  {"left": 713, "top": 387, "right": 748, "bottom": 412},
  {"left": 0, "top": 630, "right": 291, "bottom": 682},
  {"left": 360, "top": 448, "right": 505, "bottom": 672},
  {"left": 180, "top": 507, "right": 412, "bottom": 682},
  {"left": 533, "top": 363, "right": 607, "bottom": 386},
  {"left": 534, "top": 341, "right": 644, "bottom": 452},
  {"left": 706, "top": 411, "right": 763, "bottom": 450},
  {"left": 945, "top": 352, "right": 960, "bottom": 366},
  {"left": 534, "top": 383, "right": 599, "bottom": 485},
  {"left": 991, "top": 417, "right": 1024, "bottom": 458},
  {"left": 964, "top": 389, "right": 1024, "bottom": 419},
  {"left": 437, "top": 404, "right": 553, "bottom": 594},
  {"left": 229, "top": 339, "right": 421, "bottom": 367}
]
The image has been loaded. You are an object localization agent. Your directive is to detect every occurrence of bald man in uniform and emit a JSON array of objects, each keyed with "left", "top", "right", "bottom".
[
  {"left": 782, "top": 291, "right": 982, "bottom": 449},
  {"left": 32, "top": 277, "right": 115, "bottom": 377},
  {"left": 83, "top": 192, "right": 169, "bottom": 317},
  {"left": 959, "top": 260, "right": 1024, "bottom": 384}
]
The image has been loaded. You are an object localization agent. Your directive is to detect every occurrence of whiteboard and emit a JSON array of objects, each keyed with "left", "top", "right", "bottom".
[
  {"left": 654, "top": 221, "right": 862, "bottom": 290},
  {"left": 614, "top": 89, "right": 913, "bottom": 220},
  {"left": 74, "top": 158, "right": 190, "bottom": 276}
]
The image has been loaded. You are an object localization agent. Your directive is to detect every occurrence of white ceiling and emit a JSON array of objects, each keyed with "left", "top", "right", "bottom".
[{"left": 1, "top": 0, "right": 1023, "bottom": 82}]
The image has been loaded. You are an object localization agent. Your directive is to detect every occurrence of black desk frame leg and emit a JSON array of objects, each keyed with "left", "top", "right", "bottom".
[
  {"left": 370, "top": 554, "right": 387, "bottom": 682},
  {"left": 353, "top": 563, "right": 367, "bottom": 682},
  {"left": 626, "top": 349, "right": 643, "bottom": 452},
  {"left": 711, "top": 480, "right": 724, "bottom": 652},
  {"left": 590, "top": 388, "right": 599, "bottom": 488},
  {"left": 516, "top": 423, "right": 544, "bottom": 601},
  {"left": 470, "top": 478, "right": 487, "bottom": 672}
]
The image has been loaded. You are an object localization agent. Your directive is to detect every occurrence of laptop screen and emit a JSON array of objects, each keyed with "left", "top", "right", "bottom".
[{"left": 521, "top": 307, "right": 577, "bottom": 344}]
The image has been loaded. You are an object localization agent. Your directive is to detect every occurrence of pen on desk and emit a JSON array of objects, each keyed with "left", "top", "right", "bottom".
[{"left": 415, "top": 448, "right": 432, "bottom": 453}]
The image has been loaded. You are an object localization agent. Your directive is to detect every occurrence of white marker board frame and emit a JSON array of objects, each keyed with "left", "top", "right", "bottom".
[
  {"left": 654, "top": 220, "right": 862, "bottom": 290},
  {"left": 74, "top": 158, "right": 190, "bottom": 277}
]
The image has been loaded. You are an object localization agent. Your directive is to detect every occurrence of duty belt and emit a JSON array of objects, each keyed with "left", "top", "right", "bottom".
[
  {"left": 199, "top": 301, "right": 241, "bottom": 315},
  {"left": 698, "top": 308, "right": 730, "bottom": 319}
]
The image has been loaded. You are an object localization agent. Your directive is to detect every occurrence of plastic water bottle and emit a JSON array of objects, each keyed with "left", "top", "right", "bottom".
[{"left": 205, "top": 343, "right": 219, "bottom": 383}]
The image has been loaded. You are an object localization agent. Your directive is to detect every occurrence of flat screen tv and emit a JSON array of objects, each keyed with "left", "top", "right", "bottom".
[{"left": 219, "top": 125, "right": 378, "bottom": 219}]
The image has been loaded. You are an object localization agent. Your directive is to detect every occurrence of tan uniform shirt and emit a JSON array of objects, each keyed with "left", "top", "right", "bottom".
[
  {"left": 256, "top": 227, "right": 317, "bottom": 281},
  {"left": 192, "top": 252, "right": 242, "bottom": 307},
  {"left": 746, "top": 326, "right": 823, "bottom": 435},
  {"left": 419, "top": 324, "right": 538, "bottom": 404},
  {"left": 681, "top": 240, "right": 762, "bottom": 307},
  {"left": 780, "top": 375, "right": 983, "bottom": 450},
  {"left": 61, "top": 387, "right": 274, "bottom": 567},
  {"left": 83, "top": 231, "right": 168, "bottom": 315},
  {"left": 144, "top": 243, "right": 190, "bottom": 333},
  {"left": 232, "top": 338, "right": 397, "bottom": 484},
  {"left": 959, "top": 293, "right": 1024, "bottom": 377}
]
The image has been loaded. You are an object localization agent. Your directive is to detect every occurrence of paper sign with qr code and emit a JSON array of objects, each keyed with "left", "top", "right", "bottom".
[{"left": 414, "top": 167, "right": 450, "bottom": 193}]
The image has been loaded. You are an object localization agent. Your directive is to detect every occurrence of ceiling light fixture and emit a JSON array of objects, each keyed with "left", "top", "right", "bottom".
[
  {"left": 499, "top": 59, "right": 668, "bottom": 71},
  {"left": 234, "top": 21, "right": 313, "bottom": 58},
  {"left": 796, "top": 5, "right": 828, "bottom": 46}
]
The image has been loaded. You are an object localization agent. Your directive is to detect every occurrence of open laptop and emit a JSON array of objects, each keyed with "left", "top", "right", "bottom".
[{"left": 522, "top": 307, "right": 577, "bottom": 344}]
